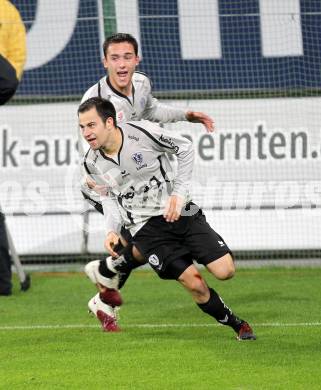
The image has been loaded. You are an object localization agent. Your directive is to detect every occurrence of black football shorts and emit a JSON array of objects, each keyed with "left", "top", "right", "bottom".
[{"left": 133, "top": 202, "right": 232, "bottom": 280}]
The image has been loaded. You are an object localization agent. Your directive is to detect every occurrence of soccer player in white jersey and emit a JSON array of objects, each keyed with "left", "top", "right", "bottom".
[
  {"left": 80, "top": 32, "right": 214, "bottom": 202},
  {"left": 79, "top": 97, "right": 256, "bottom": 340},
  {"left": 80, "top": 33, "right": 215, "bottom": 329}
]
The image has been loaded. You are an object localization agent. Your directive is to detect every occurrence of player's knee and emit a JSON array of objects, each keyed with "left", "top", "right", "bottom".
[
  {"left": 207, "top": 253, "right": 235, "bottom": 280},
  {"left": 214, "top": 265, "right": 235, "bottom": 280},
  {"left": 132, "top": 245, "right": 145, "bottom": 263}
]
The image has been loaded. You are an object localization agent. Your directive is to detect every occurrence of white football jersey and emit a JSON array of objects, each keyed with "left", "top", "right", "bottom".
[
  {"left": 83, "top": 120, "right": 194, "bottom": 235},
  {"left": 79, "top": 72, "right": 187, "bottom": 159}
]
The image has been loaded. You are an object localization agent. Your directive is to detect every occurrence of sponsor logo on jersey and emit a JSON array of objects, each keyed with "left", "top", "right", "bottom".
[
  {"left": 119, "top": 175, "right": 162, "bottom": 200},
  {"left": 121, "top": 170, "right": 130, "bottom": 178},
  {"left": 136, "top": 164, "right": 147, "bottom": 171},
  {"left": 117, "top": 111, "right": 124, "bottom": 122},
  {"left": 128, "top": 135, "right": 139, "bottom": 142},
  {"left": 159, "top": 134, "right": 179, "bottom": 153}
]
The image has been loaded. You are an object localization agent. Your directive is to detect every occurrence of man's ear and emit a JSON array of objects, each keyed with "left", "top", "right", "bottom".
[
  {"left": 102, "top": 56, "right": 108, "bottom": 70},
  {"left": 106, "top": 116, "right": 114, "bottom": 128}
]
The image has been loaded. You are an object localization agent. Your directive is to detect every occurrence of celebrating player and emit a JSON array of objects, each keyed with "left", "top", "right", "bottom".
[
  {"left": 79, "top": 32, "right": 214, "bottom": 204},
  {"left": 79, "top": 97, "right": 256, "bottom": 340},
  {"left": 79, "top": 33, "right": 215, "bottom": 328}
]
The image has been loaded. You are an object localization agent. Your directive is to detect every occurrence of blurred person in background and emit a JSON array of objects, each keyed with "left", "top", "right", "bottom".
[
  {"left": 0, "top": 0, "right": 26, "bottom": 104},
  {"left": 0, "top": 0, "right": 26, "bottom": 295}
]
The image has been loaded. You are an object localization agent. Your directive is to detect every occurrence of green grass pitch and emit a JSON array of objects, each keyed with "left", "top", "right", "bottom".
[{"left": 1, "top": 267, "right": 321, "bottom": 389}]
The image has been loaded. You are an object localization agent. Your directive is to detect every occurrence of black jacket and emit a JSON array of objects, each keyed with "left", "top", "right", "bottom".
[{"left": 0, "top": 54, "right": 19, "bottom": 105}]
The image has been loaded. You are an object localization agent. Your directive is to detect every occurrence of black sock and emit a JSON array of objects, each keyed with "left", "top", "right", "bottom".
[
  {"left": 98, "top": 243, "right": 143, "bottom": 289},
  {"left": 197, "top": 288, "right": 243, "bottom": 332},
  {"left": 98, "top": 259, "right": 116, "bottom": 278},
  {"left": 98, "top": 240, "right": 127, "bottom": 278},
  {"left": 113, "top": 244, "right": 142, "bottom": 289}
]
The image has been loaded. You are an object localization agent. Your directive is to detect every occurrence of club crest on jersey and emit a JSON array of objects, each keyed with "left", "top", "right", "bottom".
[
  {"left": 132, "top": 152, "right": 143, "bottom": 165},
  {"left": 132, "top": 152, "right": 147, "bottom": 170}
]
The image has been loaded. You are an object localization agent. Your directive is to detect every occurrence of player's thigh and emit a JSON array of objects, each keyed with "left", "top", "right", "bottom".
[
  {"left": 133, "top": 217, "right": 192, "bottom": 280},
  {"left": 120, "top": 225, "right": 145, "bottom": 262},
  {"left": 182, "top": 210, "right": 235, "bottom": 279}
]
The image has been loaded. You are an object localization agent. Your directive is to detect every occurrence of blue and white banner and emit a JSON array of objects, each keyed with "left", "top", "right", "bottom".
[
  {"left": 1, "top": 98, "right": 321, "bottom": 253},
  {"left": 13, "top": 0, "right": 321, "bottom": 95}
]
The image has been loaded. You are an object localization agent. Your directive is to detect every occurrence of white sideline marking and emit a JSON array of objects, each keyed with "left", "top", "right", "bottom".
[{"left": 0, "top": 322, "right": 321, "bottom": 331}]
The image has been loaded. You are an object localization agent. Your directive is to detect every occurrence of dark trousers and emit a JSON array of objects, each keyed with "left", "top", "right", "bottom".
[
  {"left": 0, "top": 55, "right": 18, "bottom": 294},
  {"left": 0, "top": 211, "right": 12, "bottom": 295}
]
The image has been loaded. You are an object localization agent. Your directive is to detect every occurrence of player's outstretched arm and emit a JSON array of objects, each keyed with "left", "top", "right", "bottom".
[
  {"left": 185, "top": 111, "right": 215, "bottom": 133},
  {"left": 101, "top": 196, "right": 123, "bottom": 256},
  {"left": 142, "top": 77, "right": 214, "bottom": 132}
]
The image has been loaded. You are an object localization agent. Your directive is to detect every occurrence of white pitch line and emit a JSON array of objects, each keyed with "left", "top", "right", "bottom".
[{"left": 0, "top": 322, "right": 320, "bottom": 331}]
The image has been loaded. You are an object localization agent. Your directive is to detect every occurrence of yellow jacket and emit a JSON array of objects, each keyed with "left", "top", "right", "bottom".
[{"left": 0, "top": 0, "right": 26, "bottom": 80}]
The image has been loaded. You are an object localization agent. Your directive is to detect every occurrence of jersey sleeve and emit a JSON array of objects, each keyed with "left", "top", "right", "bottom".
[
  {"left": 80, "top": 152, "right": 101, "bottom": 204},
  {"left": 82, "top": 153, "right": 123, "bottom": 234},
  {"left": 141, "top": 77, "right": 187, "bottom": 123},
  {"left": 101, "top": 195, "right": 123, "bottom": 235}
]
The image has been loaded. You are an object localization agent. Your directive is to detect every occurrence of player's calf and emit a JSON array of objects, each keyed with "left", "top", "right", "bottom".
[{"left": 197, "top": 287, "right": 256, "bottom": 340}]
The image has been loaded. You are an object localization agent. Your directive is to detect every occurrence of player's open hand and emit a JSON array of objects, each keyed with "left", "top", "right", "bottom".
[
  {"left": 185, "top": 111, "right": 214, "bottom": 133},
  {"left": 104, "top": 231, "right": 120, "bottom": 257},
  {"left": 163, "top": 195, "right": 184, "bottom": 223}
]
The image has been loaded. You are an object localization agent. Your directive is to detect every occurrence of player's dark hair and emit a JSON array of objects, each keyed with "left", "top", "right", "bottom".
[
  {"left": 78, "top": 97, "right": 117, "bottom": 127},
  {"left": 103, "top": 33, "right": 139, "bottom": 57}
]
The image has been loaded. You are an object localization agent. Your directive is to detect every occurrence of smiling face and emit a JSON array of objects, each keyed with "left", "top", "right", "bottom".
[
  {"left": 103, "top": 41, "right": 140, "bottom": 95},
  {"left": 79, "top": 107, "right": 111, "bottom": 150}
]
